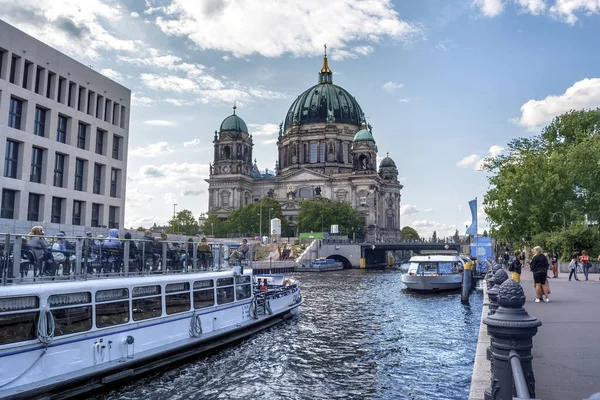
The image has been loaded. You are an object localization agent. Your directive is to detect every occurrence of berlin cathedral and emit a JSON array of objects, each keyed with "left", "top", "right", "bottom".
[{"left": 206, "top": 49, "right": 403, "bottom": 242}]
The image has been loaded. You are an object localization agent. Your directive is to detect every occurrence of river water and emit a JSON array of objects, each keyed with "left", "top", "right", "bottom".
[{"left": 98, "top": 269, "right": 483, "bottom": 400}]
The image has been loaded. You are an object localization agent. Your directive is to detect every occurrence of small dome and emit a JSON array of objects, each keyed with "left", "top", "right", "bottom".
[
  {"left": 353, "top": 125, "right": 375, "bottom": 143},
  {"left": 379, "top": 156, "right": 396, "bottom": 168},
  {"left": 220, "top": 106, "right": 248, "bottom": 133}
]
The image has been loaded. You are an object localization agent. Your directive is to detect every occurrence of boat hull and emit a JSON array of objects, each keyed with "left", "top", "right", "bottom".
[
  {"left": 295, "top": 265, "right": 343, "bottom": 272},
  {"left": 401, "top": 274, "right": 463, "bottom": 292}
]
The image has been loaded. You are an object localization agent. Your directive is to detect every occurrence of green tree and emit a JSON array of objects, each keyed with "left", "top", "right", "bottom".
[
  {"left": 401, "top": 226, "right": 419, "bottom": 240},
  {"left": 482, "top": 230, "right": 488, "bottom": 237},
  {"left": 297, "top": 198, "right": 365, "bottom": 239},
  {"left": 168, "top": 209, "right": 200, "bottom": 235},
  {"left": 203, "top": 214, "right": 228, "bottom": 237},
  {"left": 452, "top": 229, "right": 460, "bottom": 243},
  {"left": 432, "top": 230, "right": 437, "bottom": 242}
]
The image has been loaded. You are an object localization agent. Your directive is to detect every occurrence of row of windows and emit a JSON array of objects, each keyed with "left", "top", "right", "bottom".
[
  {"left": 6, "top": 98, "right": 123, "bottom": 159},
  {"left": 0, "top": 188, "right": 118, "bottom": 227},
  {"left": 0, "top": 50, "right": 127, "bottom": 128},
  {"left": 3, "top": 139, "right": 121, "bottom": 196},
  {"left": 280, "top": 141, "right": 351, "bottom": 168},
  {"left": 0, "top": 277, "right": 252, "bottom": 345}
]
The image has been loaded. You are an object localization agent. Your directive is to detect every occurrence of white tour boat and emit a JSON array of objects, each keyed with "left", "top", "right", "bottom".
[
  {"left": 296, "top": 258, "right": 344, "bottom": 272},
  {"left": 0, "top": 269, "right": 302, "bottom": 399},
  {"left": 401, "top": 253, "right": 464, "bottom": 292}
]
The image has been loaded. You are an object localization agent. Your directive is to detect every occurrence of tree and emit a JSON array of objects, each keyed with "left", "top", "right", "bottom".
[
  {"left": 453, "top": 229, "right": 460, "bottom": 243},
  {"left": 297, "top": 198, "right": 365, "bottom": 239},
  {"left": 168, "top": 209, "right": 200, "bottom": 235},
  {"left": 432, "top": 230, "right": 437, "bottom": 242},
  {"left": 482, "top": 230, "right": 488, "bottom": 237},
  {"left": 401, "top": 226, "right": 419, "bottom": 240}
]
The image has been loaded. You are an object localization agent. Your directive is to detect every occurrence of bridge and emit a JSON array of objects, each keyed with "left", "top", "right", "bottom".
[{"left": 308, "top": 241, "right": 464, "bottom": 268}]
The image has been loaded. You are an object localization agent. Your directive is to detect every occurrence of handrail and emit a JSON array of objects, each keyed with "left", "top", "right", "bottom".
[{"left": 509, "top": 350, "right": 532, "bottom": 399}]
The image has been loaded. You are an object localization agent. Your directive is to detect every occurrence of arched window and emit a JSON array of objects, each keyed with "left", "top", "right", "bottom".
[
  {"left": 298, "top": 187, "right": 313, "bottom": 199},
  {"left": 223, "top": 146, "right": 231, "bottom": 160},
  {"left": 221, "top": 191, "right": 231, "bottom": 207}
]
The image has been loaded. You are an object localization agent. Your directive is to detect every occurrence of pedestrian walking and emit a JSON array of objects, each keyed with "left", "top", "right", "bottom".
[
  {"left": 530, "top": 246, "right": 551, "bottom": 303},
  {"left": 551, "top": 252, "right": 559, "bottom": 278},
  {"left": 568, "top": 252, "right": 580, "bottom": 282},
  {"left": 509, "top": 250, "right": 522, "bottom": 283},
  {"left": 579, "top": 250, "right": 591, "bottom": 280}
]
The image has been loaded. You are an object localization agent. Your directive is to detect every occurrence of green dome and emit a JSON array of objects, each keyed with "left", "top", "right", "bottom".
[
  {"left": 379, "top": 156, "right": 396, "bottom": 168},
  {"left": 220, "top": 108, "right": 248, "bottom": 133},
  {"left": 353, "top": 127, "right": 375, "bottom": 143}
]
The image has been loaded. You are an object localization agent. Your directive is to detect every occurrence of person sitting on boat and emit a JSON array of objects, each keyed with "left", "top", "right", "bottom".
[
  {"left": 27, "top": 226, "right": 49, "bottom": 277},
  {"left": 260, "top": 279, "right": 268, "bottom": 292},
  {"left": 197, "top": 237, "right": 212, "bottom": 269},
  {"left": 228, "top": 239, "right": 249, "bottom": 264},
  {"left": 141, "top": 230, "right": 160, "bottom": 271},
  {"left": 51, "top": 232, "right": 68, "bottom": 275},
  {"left": 103, "top": 229, "right": 122, "bottom": 249}
]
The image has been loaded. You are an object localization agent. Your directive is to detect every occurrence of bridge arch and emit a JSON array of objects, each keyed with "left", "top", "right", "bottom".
[{"left": 326, "top": 255, "right": 352, "bottom": 269}]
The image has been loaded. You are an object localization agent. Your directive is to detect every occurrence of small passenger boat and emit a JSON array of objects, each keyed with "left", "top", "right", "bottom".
[
  {"left": 401, "top": 253, "right": 464, "bottom": 292},
  {"left": 296, "top": 258, "right": 343, "bottom": 272},
  {"left": 0, "top": 268, "right": 302, "bottom": 399}
]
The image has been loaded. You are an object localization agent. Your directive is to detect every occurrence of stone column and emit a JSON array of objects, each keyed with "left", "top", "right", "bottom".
[
  {"left": 484, "top": 280, "right": 541, "bottom": 400},
  {"left": 488, "top": 269, "right": 508, "bottom": 316}
]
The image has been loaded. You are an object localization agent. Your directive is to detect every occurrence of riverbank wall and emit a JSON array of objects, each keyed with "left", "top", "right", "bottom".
[{"left": 468, "top": 282, "right": 490, "bottom": 400}]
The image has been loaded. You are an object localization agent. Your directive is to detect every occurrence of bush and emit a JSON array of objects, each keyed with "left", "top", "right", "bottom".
[{"left": 532, "top": 225, "right": 600, "bottom": 261}]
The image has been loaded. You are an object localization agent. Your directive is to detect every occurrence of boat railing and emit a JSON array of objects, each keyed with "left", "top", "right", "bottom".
[{"left": 0, "top": 233, "right": 255, "bottom": 286}]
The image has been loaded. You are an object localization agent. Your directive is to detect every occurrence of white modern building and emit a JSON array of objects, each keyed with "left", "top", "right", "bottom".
[{"left": 0, "top": 20, "right": 130, "bottom": 230}]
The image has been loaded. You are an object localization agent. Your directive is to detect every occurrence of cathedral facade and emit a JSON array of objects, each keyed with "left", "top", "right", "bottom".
[{"left": 205, "top": 52, "right": 403, "bottom": 242}]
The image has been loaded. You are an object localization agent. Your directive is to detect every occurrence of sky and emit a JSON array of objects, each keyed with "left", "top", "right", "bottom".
[{"left": 2, "top": 0, "right": 600, "bottom": 238}]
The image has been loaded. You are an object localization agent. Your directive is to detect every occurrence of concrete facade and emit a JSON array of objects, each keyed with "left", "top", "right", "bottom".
[{"left": 0, "top": 20, "right": 130, "bottom": 229}]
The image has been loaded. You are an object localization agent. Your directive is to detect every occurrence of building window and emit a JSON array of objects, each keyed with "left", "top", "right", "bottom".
[
  {"left": 87, "top": 91, "right": 94, "bottom": 115},
  {"left": 68, "top": 82, "right": 76, "bottom": 108},
  {"left": 120, "top": 106, "right": 126, "bottom": 129},
  {"left": 72, "top": 200, "right": 83, "bottom": 226},
  {"left": 77, "top": 123, "right": 87, "bottom": 150},
  {"left": 93, "top": 163, "right": 103, "bottom": 194},
  {"left": 51, "top": 197, "right": 64, "bottom": 224},
  {"left": 57, "top": 77, "right": 66, "bottom": 103},
  {"left": 8, "top": 97, "right": 23, "bottom": 130},
  {"left": 27, "top": 193, "right": 41, "bottom": 221},
  {"left": 343, "top": 143, "right": 350, "bottom": 164},
  {"left": 95, "top": 129, "right": 105, "bottom": 155},
  {"left": 78, "top": 86, "right": 85, "bottom": 111},
  {"left": 34, "top": 66, "right": 44, "bottom": 94},
  {"left": 30, "top": 146, "right": 44, "bottom": 183},
  {"left": 320, "top": 142, "right": 326, "bottom": 162},
  {"left": 112, "top": 135, "right": 121, "bottom": 160},
  {"left": 91, "top": 203, "right": 101, "bottom": 227},
  {"left": 1, "top": 189, "right": 17, "bottom": 219},
  {"left": 57, "top": 115, "right": 68, "bottom": 143},
  {"left": 110, "top": 168, "right": 119, "bottom": 197},
  {"left": 109, "top": 206, "right": 119, "bottom": 229},
  {"left": 9, "top": 55, "right": 18, "bottom": 84},
  {"left": 221, "top": 192, "right": 230, "bottom": 207},
  {"left": 34, "top": 107, "right": 46, "bottom": 137},
  {"left": 4, "top": 140, "right": 19, "bottom": 179},
  {"left": 22, "top": 61, "right": 32, "bottom": 89},
  {"left": 46, "top": 72, "right": 55, "bottom": 99},
  {"left": 309, "top": 143, "right": 318, "bottom": 163},
  {"left": 75, "top": 158, "right": 85, "bottom": 191},
  {"left": 54, "top": 153, "right": 65, "bottom": 187}
]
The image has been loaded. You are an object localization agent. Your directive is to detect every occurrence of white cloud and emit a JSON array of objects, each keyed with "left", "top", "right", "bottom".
[
  {"left": 165, "top": 98, "right": 198, "bottom": 107},
  {"left": 409, "top": 219, "right": 458, "bottom": 239},
  {"left": 383, "top": 81, "right": 404, "bottom": 93},
  {"left": 164, "top": 192, "right": 179, "bottom": 206},
  {"left": 248, "top": 123, "right": 280, "bottom": 136},
  {"left": 131, "top": 11, "right": 140, "bottom": 18},
  {"left": 550, "top": 0, "right": 600, "bottom": 24},
  {"left": 222, "top": 55, "right": 231, "bottom": 61},
  {"left": 516, "top": 0, "right": 547, "bottom": 15},
  {"left": 353, "top": 45, "right": 374, "bottom": 56},
  {"left": 263, "top": 139, "right": 278, "bottom": 145},
  {"left": 515, "top": 78, "right": 600, "bottom": 131},
  {"left": 457, "top": 154, "right": 482, "bottom": 169},
  {"left": 131, "top": 93, "right": 155, "bottom": 107},
  {"left": 488, "top": 145, "right": 504, "bottom": 157},
  {"left": 0, "top": 0, "right": 142, "bottom": 60},
  {"left": 100, "top": 68, "right": 124, "bottom": 82},
  {"left": 136, "top": 163, "right": 210, "bottom": 188},
  {"left": 183, "top": 139, "right": 202, "bottom": 148},
  {"left": 400, "top": 204, "right": 421, "bottom": 216},
  {"left": 435, "top": 39, "right": 454, "bottom": 51},
  {"left": 151, "top": 0, "right": 420, "bottom": 58},
  {"left": 471, "top": 0, "right": 505, "bottom": 17},
  {"left": 398, "top": 98, "right": 411, "bottom": 103},
  {"left": 144, "top": 120, "right": 177, "bottom": 126},
  {"left": 181, "top": 190, "right": 203, "bottom": 196},
  {"left": 130, "top": 142, "right": 175, "bottom": 157}
]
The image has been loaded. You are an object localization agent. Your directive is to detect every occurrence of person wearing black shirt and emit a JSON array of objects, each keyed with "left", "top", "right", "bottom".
[
  {"left": 530, "top": 246, "right": 550, "bottom": 303},
  {"left": 509, "top": 250, "right": 522, "bottom": 283}
]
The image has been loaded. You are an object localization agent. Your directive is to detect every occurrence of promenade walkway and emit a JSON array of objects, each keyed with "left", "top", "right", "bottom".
[{"left": 521, "top": 271, "right": 600, "bottom": 400}]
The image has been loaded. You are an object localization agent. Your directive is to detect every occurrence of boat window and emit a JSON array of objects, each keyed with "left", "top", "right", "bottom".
[
  {"left": 0, "top": 311, "right": 39, "bottom": 345},
  {"left": 133, "top": 285, "right": 161, "bottom": 297},
  {"left": 438, "top": 262, "right": 458, "bottom": 275},
  {"left": 217, "top": 287, "right": 234, "bottom": 304},
  {"left": 132, "top": 297, "right": 162, "bottom": 321},
  {"left": 166, "top": 293, "right": 191, "bottom": 315},
  {"left": 96, "top": 301, "right": 129, "bottom": 328},
  {"left": 193, "top": 289, "right": 215, "bottom": 309},
  {"left": 52, "top": 306, "right": 92, "bottom": 336},
  {"left": 217, "top": 278, "right": 234, "bottom": 287},
  {"left": 235, "top": 284, "right": 251, "bottom": 301},
  {"left": 194, "top": 280, "right": 213, "bottom": 290},
  {"left": 96, "top": 288, "right": 129, "bottom": 302},
  {"left": 0, "top": 296, "right": 39, "bottom": 312},
  {"left": 49, "top": 292, "right": 91, "bottom": 307},
  {"left": 235, "top": 275, "right": 251, "bottom": 285},
  {"left": 166, "top": 282, "right": 190, "bottom": 293}
]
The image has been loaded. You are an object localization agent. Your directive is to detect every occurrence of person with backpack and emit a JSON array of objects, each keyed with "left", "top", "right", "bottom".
[
  {"left": 568, "top": 252, "right": 580, "bottom": 281},
  {"left": 579, "top": 250, "right": 591, "bottom": 280},
  {"left": 509, "top": 250, "right": 522, "bottom": 282}
]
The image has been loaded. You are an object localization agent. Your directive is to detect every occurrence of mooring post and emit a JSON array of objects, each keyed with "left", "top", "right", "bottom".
[
  {"left": 461, "top": 260, "right": 473, "bottom": 302},
  {"left": 488, "top": 269, "right": 509, "bottom": 316},
  {"left": 484, "top": 280, "right": 541, "bottom": 400}
]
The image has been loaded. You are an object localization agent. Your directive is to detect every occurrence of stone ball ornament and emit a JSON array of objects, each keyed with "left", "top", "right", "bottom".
[
  {"left": 493, "top": 268, "right": 508, "bottom": 286},
  {"left": 498, "top": 279, "right": 526, "bottom": 308}
]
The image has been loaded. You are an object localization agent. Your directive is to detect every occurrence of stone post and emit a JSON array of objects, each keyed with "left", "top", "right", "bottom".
[
  {"left": 487, "top": 262, "right": 501, "bottom": 290},
  {"left": 488, "top": 269, "right": 508, "bottom": 316},
  {"left": 484, "top": 280, "right": 541, "bottom": 400}
]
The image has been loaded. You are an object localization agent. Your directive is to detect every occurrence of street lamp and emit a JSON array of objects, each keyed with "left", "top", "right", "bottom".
[
  {"left": 257, "top": 213, "right": 261, "bottom": 238},
  {"left": 173, "top": 203, "right": 177, "bottom": 233},
  {"left": 211, "top": 223, "right": 214, "bottom": 237},
  {"left": 551, "top": 212, "right": 566, "bottom": 231}
]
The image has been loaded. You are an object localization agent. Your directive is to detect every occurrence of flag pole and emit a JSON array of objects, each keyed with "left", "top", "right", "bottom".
[{"left": 475, "top": 197, "right": 479, "bottom": 265}]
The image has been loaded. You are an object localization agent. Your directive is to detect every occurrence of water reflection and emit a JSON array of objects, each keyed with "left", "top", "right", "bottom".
[{"left": 97, "top": 269, "right": 482, "bottom": 400}]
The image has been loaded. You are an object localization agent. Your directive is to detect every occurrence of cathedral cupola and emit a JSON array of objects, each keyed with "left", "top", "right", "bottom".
[
  {"left": 220, "top": 105, "right": 248, "bottom": 133},
  {"left": 379, "top": 152, "right": 399, "bottom": 181}
]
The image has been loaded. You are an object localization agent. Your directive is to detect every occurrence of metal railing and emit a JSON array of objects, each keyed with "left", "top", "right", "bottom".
[
  {"left": 0, "top": 233, "right": 254, "bottom": 286},
  {"left": 509, "top": 350, "right": 532, "bottom": 399}
]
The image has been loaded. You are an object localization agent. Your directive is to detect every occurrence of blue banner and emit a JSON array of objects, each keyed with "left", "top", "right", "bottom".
[{"left": 465, "top": 198, "right": 477, "bottom": 236}]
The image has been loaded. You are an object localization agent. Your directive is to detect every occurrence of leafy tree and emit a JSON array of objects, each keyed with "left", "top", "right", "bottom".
[
  {"left": 401, "top": 226, "right": 419, "bottom": 240},
  {"left": 168, "top": 209, "right": 200, "bottom": 235},
  {"left": 202, "top": 213, "right": 228, "bottom": 237},
  {"left": 432, "top": 230, "right": 437, "bottom": 242},
  {"left": 453, "top": 229, "right": 460, "bottom": 243},
  {"left": 482, "top": 230, "right": 488, "bottom": 237},
  {"left": 297, "top": 199, "right": 365, "bottom": 239},
  {"left": 136, "top": 226, "right": 146, "bottom": 232}
]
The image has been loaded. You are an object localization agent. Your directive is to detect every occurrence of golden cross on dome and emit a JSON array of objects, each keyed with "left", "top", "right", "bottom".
[
  {"left": 233, "top": 103, "right": 237, "bottom": 114},
  {"left": 324, "top": 44, "right": 327, "bottom": 56},
  {"left": 387, "top": 152, "right": 389, "bottom": 157}
]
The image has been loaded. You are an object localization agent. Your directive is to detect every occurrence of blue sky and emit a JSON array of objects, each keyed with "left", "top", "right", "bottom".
[{"left": 2, "top": 0, "right": 600, "bottom": 238}]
